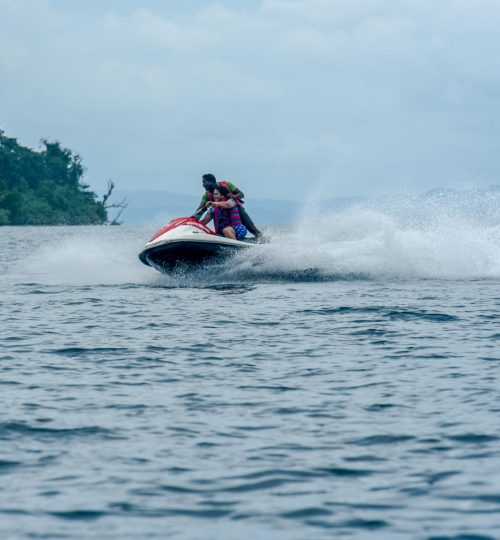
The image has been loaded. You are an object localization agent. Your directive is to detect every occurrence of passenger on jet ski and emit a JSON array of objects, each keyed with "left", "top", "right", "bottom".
[
  {"left": 192, "top": 174, "right": 262, "bottom": 238},
  {"left": 200, "top": 184, "right": 248, "bottom": 241}
]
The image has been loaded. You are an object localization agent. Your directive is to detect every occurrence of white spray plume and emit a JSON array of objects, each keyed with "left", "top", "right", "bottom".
[{"left": 21, "top": 189, "right": 500, "bottom": 285}]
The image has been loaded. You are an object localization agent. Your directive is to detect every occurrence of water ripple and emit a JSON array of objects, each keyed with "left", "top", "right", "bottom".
[
  {"left": 0, "top": 422, "right": 121, "bottom": 440},
  {"left": 2, "top": 226, "right": 500, "bottom": 539}
]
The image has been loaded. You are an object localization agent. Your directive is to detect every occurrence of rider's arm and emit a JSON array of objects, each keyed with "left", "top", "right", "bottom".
[
  {"left": 225, "top": 181, "right": 244, "bottom": 201},
  {"left": 231, "top": 188, "right": 244, "bottom": 201},
  {"left": 191, "top": 195, "right": 209, "bottom": 218},
  {"left": 200, "top": 209, "right": 213, "bottom": 225},
  {"left": 212, "top": 200, "right": 235, "bottom": 209}
]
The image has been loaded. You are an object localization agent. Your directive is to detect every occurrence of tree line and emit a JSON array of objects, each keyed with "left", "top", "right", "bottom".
[{"left": 0, "top": 129, "right": 125, "bottom": 225}]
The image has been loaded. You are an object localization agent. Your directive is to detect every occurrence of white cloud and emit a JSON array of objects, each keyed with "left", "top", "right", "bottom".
[{"left": 1, "top": 0, "right": 500, "bottom": 199}]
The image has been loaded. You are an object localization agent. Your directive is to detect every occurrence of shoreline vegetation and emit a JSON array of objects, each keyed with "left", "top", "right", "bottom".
[{"left": 0, "top": 129, "right": 125, "bottom": 226}]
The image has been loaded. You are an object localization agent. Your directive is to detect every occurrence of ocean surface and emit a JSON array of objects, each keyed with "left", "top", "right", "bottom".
[{"left": 2, "top": 203, "right": 500, "bottom": 539}]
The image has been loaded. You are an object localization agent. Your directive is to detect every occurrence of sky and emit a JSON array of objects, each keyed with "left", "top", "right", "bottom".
[{"left": 1, "top": 0, "right": 500, "bottom": 200}]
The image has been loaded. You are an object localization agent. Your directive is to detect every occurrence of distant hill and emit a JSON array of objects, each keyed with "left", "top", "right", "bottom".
[
  {"left": 114, "top": 189, "right": 366, "bottom": 225},
  {"left": 113, "top": 189, "right": 302, "bottom": 225},
  {"left": 115, "top": 185, "right": 500, "bottom": 227}
]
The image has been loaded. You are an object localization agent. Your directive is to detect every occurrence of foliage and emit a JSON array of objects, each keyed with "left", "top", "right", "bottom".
[{"left": 0, "top": 129, "right": 108, "bottom": 225}]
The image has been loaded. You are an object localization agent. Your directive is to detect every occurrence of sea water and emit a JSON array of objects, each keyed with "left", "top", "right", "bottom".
[{"left": 1, "top": 198, "right": 500, "bottom": 539}]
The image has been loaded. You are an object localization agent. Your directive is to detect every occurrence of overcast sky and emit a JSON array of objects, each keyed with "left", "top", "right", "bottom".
[{"left": 1, "top": 0, "right": 500, "bottom": 200}]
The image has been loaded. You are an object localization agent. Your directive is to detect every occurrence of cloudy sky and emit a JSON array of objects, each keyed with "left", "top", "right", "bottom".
[{"left": 1, "top": 0, "right": 500, "bottom": 200}]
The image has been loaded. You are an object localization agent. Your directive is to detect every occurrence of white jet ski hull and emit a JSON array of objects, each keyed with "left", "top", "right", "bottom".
[{"left": 139, "top": 217, "right": 254, "bottom": 272}]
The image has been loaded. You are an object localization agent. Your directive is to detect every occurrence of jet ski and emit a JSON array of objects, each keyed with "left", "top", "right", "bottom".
[{"left": 139, "top": 217, "right": 256, "bottom": 272}]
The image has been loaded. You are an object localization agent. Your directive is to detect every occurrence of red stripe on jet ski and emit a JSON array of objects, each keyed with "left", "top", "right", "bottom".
[{"left": 149, "top": 217, "right": 215, "bottom": 242}]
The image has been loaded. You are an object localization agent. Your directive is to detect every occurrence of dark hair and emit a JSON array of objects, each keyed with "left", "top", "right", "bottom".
[
  {"left": 214, "top": 183, "right": 230, "bottom": 197},
  {"left": 202, "top": 173, "right": 216, "bottom": 184}
]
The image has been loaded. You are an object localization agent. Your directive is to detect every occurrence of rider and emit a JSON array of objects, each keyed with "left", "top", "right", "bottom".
[
  {"left": 201, "top": 184, "right": 247, "bottom": 241},
  {"left": 192, "top": 173, "right": 261, "bottom": 238}
]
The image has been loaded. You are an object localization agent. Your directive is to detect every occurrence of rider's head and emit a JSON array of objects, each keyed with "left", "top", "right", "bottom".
[
  {"left": 213, "top": 183, "right": 230, "bottom": 201},
  {"left": 202, "top": 173, "right": 217, "bottom": 191}
]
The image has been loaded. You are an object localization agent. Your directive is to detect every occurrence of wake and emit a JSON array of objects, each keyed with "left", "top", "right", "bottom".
[{"left": 25, "top": 190, "right": 500, "bottom": 285}]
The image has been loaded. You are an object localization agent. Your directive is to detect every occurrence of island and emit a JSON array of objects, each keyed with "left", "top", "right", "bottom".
[{"left": 0, "top": 129, "right": 121, "bottom": 225}]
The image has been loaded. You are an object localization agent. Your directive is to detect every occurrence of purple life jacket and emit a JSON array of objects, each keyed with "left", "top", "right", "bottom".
[{"left": 213, "top": 198, "right": 243, "bottom": 234}]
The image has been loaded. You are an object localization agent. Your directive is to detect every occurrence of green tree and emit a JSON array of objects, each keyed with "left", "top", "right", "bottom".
[{"left": 0, "top": 129, "right": 110, "bottom": 225}]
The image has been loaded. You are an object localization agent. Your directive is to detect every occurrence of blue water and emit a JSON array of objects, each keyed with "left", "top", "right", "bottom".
[{"left": 1, "top": 215, "right": 500, "bottom": 539}]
